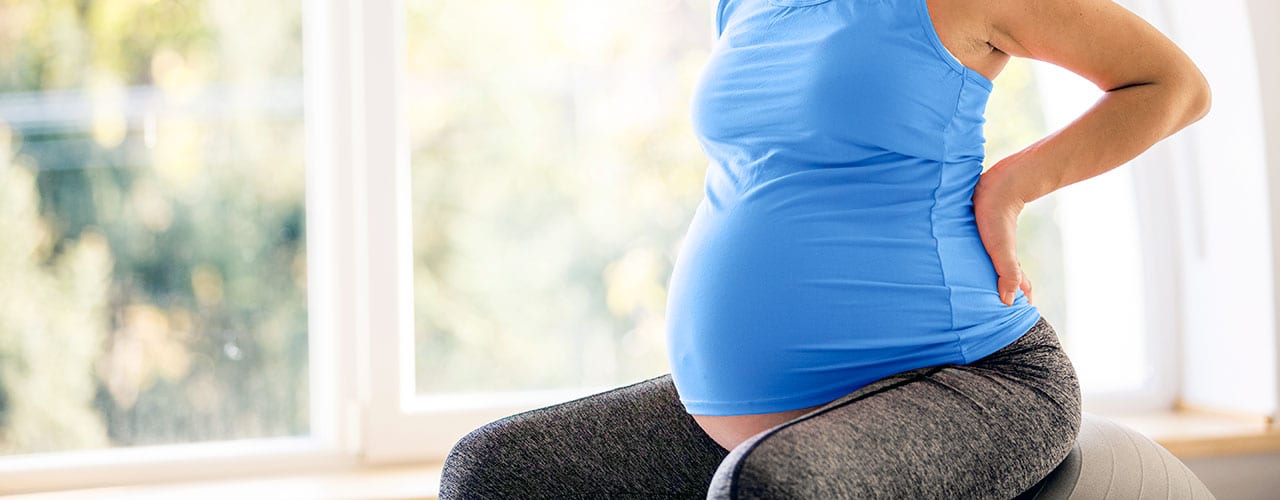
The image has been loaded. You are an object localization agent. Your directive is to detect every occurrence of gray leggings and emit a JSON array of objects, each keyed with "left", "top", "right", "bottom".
[{"left": 440, "top": 315, "right": 1082, "bottom": 499}]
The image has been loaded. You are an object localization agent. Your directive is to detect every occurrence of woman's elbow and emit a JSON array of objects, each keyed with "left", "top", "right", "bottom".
[{"left": 1181, "top": 66, "right": 1213, "bottom": 123}]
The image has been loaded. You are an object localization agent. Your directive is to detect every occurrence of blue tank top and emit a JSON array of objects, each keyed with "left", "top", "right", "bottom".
[{"left": 665, "top": 0, "right": 1042, "bottom": 416}]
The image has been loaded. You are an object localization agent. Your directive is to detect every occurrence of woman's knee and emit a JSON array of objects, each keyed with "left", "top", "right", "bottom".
[
  {"left": 439, "top": 416, "right": 535, "bottom": 499},
  {"left": 439, "top": 375, "right": 694, "bottom": 498},
  {"left": 442, "top": 409, "right": 573, "bottom": 498}
]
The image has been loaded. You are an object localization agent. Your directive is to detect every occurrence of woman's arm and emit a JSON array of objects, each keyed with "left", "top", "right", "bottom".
[
  {"left": 971, "top": 0, "right": 1211, "bottom": 306},
  {"left": 982, "top": 0, "right": 1212, "bottom": 202}
]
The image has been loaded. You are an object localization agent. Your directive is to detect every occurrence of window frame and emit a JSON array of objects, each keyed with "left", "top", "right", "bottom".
[
  {"left": 0, "top": 0, "right": 361, "bottom": 492},
  {"left": 1255, "top": 0, "right": 1280, "bottom": 430}
]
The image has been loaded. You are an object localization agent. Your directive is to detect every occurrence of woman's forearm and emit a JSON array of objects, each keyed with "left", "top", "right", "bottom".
[{"left": 991, "top": 78, "right": 1212, "bottom": 204}]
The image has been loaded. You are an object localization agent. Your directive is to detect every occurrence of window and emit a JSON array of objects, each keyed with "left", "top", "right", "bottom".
[
  {"left": 0, "top": 0, "right": 309, "bottom": 456},
  {"left": 405, "top": 0, "right": 709, "bottom": 396}
]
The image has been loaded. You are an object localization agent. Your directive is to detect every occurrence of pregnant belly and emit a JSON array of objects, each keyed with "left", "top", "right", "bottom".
[
  {"left": 663, "top": 194, "right": 975, "bottom": 409},
  {"left": 662, "top": 166, "right": 1039, "bottom": 412},
  {"left": 665, "top": 189, "right": 959, "bottom": 345}
]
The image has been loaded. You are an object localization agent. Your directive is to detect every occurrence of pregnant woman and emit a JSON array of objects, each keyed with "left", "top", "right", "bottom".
[{"left": 441, "top": 0, "right": 1211, "bottom": 498}]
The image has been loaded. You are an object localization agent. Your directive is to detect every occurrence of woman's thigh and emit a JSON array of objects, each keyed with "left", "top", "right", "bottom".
[
  {"left": 710, "top": 315, "right": 1082, "bottom": 500},
  {"left": 439, "top": 373, "right": 729, "bottom": 499}
]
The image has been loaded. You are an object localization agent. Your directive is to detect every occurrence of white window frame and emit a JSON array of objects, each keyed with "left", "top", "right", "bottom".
[
  {"left": 0, "top": 0, "right": 364, "bottom": 493},
  {"left": 1255, "top": 0, "right": 1280, "bottom": 429}
]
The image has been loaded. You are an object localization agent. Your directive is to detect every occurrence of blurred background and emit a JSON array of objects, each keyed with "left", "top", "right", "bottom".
[
  {"left": 0, "top": 0, "right": 1071, "bottom": 455},
  {"left": 0, "top": 0, "right": 1276, "bottom": 498}
]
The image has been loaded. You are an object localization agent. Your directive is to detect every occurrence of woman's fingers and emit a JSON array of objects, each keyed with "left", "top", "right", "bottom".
[
  {"left": 996, "top": 258, "right": 1022, "bottom": 306},
  {"left": 977, "top": 212, "right": 1018, "bottom": 305},
  {"left": 1021, "top": 272, "right": 1034, "bottom": 305},
  {"left": 973, "top": 170, "right": 1028, "bottom": 307},
  {"left": 973, "top": 199, "right": 1023, "bottom": 306}
]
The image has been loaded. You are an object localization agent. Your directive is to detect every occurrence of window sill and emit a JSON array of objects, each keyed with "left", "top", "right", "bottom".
[
  {"left": 3, "top": 462, "right": 447, "bottom": 500},
  {"left": 6, "top": 408, "right": 1275, "bottom": 499},
  {"left": 1098, "top": 404, "right": 1280, "bottom": 459}
]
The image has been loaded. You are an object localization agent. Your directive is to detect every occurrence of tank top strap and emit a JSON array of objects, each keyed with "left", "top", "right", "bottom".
[{"left": 908, "top": 0, "right": 994, "bottom": 91}]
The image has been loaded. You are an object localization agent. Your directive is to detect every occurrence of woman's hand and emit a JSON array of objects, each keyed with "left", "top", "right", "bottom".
[{"left": 973, "top": 162, "right": 1034, "bottom": 307}]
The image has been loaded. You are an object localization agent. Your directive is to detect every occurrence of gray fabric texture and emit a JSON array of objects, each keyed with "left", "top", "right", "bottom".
[{"left": 440, "top": 315, "right": 1083, "bottom": 499}]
